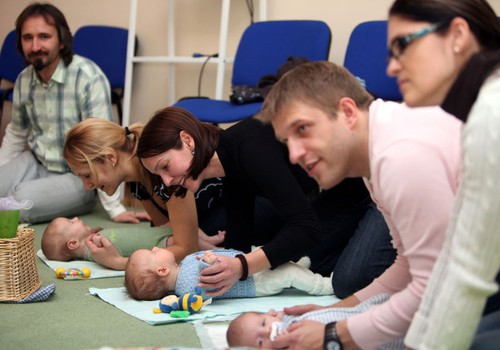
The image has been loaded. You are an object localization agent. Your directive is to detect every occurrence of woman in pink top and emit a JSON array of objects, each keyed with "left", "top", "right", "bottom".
[{"left": 256, "top": 61, "right": 462, "bottom": 349}]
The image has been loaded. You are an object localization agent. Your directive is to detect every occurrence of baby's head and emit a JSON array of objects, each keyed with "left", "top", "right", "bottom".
[
  {"left": 41, "top": 217, "right": 92, "bottom": 261},
  {"left": 125, "top": 247, "right": 178, "bottom": 300},
  {"left": 226, "top": 311, "right": 283, "bottom": 348}
]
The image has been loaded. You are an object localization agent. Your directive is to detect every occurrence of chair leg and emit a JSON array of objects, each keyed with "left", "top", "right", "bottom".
[
  {"left": 0, "top": 90, "right": 10, "bottom": 125},
  {"left": 0, "top": 89, "right": 11, "bottom": 113},
  {"left": 116, "top": 99, "right": 123, "bottom": 125},
  {"left": 112, "top": 90, "right": 123, "bottom": 125}
]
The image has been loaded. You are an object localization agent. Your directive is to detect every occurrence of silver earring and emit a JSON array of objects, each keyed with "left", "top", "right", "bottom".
[
  {"left": 191, "top": 150, "right": 195, "bottom": 155},
  {"left": 453, "top": 46, "right": 460, "bottom": 54}
]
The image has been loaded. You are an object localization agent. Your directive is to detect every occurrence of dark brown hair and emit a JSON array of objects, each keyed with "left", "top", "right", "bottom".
[
  {"left": 137, "top": 106, "right": 221, "bottom": 197},
  {"left": 389, "top": 0, "right": 500, "bottom": 51},
  {"left": 15, "top": 2, "right": 74, "bottom": 66}
]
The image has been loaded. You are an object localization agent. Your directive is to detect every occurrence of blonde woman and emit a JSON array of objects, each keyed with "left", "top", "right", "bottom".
[{"left": 63, "top": 118, "right": 225, "bottom": 267}]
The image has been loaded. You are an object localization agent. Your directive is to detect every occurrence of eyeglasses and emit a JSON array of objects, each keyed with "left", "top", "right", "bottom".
[{"left": 388, "top": 23, "right": 448, "bottom": 60}]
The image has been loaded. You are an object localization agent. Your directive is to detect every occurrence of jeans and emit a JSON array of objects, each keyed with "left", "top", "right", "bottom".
[
  {"left": 0, "top": 151, "right": 95, "bottom": 224},
  {"left": 307, "top": 189, "right": 395, "bottom": 298},
  {"left": 200, "top": 178, "right": 394, "bottom": 299},
  {"left": 471, "top": 309, "right": 500, "bottom": 350}
]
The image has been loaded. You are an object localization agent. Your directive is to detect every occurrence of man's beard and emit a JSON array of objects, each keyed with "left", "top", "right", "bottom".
[
  {"left": 28, "top": 52, "right": 49, "bottom": 71},
  {"left": 32, "top": 58, "right": 49, "bottom": 71}
]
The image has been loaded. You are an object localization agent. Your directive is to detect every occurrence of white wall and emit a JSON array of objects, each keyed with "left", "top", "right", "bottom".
[{"left": 1, "top": 0, "right": 499, "bottom": 125}]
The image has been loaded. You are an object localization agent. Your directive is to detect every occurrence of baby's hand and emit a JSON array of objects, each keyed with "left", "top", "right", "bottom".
[
  {"left": 267, "top": 308, "right": 285, "bottom": 319},
  {"left": 202, "top": 250, "right": 219, "bottom": 265},
  {"left": 90, "top": 233, "right": 104, "bottom": 248}
]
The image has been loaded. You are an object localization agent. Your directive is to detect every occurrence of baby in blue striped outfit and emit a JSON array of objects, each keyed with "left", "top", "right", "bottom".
[{"left": 226, "top": 294, "right": 404, "bottom": 349}]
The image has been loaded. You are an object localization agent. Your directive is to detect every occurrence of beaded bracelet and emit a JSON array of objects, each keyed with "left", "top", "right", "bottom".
[{"left": 235, "top": 254, "right": 249, "bottom": 281}]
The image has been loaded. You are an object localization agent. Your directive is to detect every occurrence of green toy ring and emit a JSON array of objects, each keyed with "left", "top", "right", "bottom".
[{"left": 170, "top": 310, "right": 191, "bottom": 318}]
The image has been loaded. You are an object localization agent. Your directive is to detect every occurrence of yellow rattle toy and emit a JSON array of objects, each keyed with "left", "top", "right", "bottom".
[{"left": 55, "top": 267, "right": 91, "bottom": 279}]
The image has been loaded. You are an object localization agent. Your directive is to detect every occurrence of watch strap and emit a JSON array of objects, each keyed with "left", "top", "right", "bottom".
[{"left": 324, "top": 322, "right": 344, "bottom": 350}]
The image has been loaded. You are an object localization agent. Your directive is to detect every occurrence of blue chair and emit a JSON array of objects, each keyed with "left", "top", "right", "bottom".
[
  {"left": 73, "top": 25, "right": 133, "bottom": 123},
  {"left": 0, "top": 30, "right": 25, "bottom": 112},
  {"left": 344, "top": 20, "right": 402, "bottom": 102},
  {"left": 174, "top": 20, "right": 332, "bottom": 124}
]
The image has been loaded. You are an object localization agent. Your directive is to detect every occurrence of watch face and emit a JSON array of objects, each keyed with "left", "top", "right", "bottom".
[{"left": 326, "top": 340, "right": 341, "bottom": 350}]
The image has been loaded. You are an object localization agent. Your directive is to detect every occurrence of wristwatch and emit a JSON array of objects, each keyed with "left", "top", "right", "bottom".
[{"left": 324, "top": 322, "right": 344, "bottom": 350}]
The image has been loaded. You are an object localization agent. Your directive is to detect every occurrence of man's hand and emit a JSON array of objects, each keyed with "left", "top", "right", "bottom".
[
  {"left": 283, "top": 295, "right": 359, "bottom": 316},
  {"left": 112, "top": 211, "right": 151, "bottom": 224},
  {"left": 85, "top": 234, "right": 127, "bottom": 270},
  {"left": 272, "top": 320, "right": 325, "bottom": 350},
  {"left": 284, "top": 304, "right": 325, "bottom": 316}
]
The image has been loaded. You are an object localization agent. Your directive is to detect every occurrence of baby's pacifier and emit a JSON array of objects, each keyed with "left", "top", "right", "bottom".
[{"left": 270, "top": 321, "right": 284, "bottom": 341}]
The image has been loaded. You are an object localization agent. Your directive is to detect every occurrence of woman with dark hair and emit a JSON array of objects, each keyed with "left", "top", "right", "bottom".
[
  {"left": 386, "top": 0, "right": 500, "bottom": 348},
  {"left": 137, "top": 106, "right": 395, "bottom": 300}
]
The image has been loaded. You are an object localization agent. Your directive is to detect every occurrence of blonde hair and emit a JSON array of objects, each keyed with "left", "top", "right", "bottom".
[
  {"left": 124, "top": 251, "right": 170, "bottom": 300},
  {"left": 41, "top": 220, "right": 74, "bottom": 261},
  {"left": 63, "top": 118, "right": 146, "bottom": 188},
  {"left": 226, "top": 312, "right": 261, "bottom": 347}
]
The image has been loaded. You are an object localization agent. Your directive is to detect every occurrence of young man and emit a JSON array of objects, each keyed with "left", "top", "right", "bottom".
[
  {"left": 256, "top": 61, "right": 462, "bottom": 349},
  {"left": 0, "top": 2, "right": 146, "bottom": 224}
]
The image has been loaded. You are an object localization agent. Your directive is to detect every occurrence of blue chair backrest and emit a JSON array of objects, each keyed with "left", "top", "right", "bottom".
[
  {"left": 73, "top": 25, "right": 129, "bottom": 89},
  {"left": 232, "top": 20, "right": 331, "bottom": 86},
  {"left": 344, "top": 20, "right": 402, "bottom": 101},
  {"left": 0, "top": 30, "right": 26, "bottom": 83}
]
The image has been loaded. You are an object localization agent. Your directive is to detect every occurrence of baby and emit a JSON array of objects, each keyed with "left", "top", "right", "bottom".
[
  {"left": 226, "top": 310, "right": 286, "bottom": 349},
  {"left": 41, "top": 217, "right": 225, "bottom": 270},
  {"left": 125, "top": 248, "right": 334, "bottom": 300},
  {"left": 226, "top": 294, "right": 402, "bottom": 349}
]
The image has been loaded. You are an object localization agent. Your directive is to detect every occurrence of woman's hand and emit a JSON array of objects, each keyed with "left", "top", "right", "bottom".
[
  {"left": 85, "top": 234, "right": 128, "bottom": 270},
  {"left": 198, "top": 255, "right": 242, "bottom": 296},
  {"left": 112, "top": 211, "right": 151, "bottom": 224}
]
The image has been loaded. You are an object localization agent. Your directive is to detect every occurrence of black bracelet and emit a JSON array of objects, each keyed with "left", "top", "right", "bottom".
[{"left": 235, "top": 254, "right": 249, "bottom": 281}]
